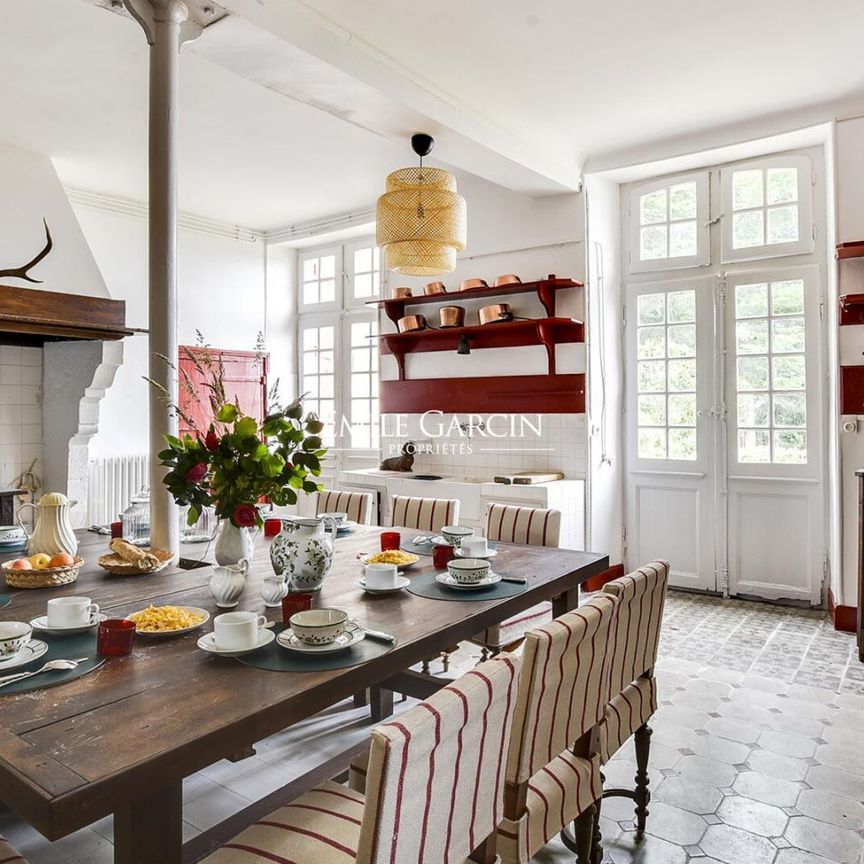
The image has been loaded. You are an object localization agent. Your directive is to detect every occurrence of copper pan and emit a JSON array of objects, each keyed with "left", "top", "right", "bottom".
[
  {"left": 397, "top": 314, "right": 429, "bottom": 333},
  {"left": 494, "top": 274, "right": 521, "bottom": 287},
  {"left": 438, "top": 306, "right": 465, "bottom": 328},
  {"left": 479, "top": 303, "right": 514, "bottom": 325},
  {"left": 393, "top": 286, "right": 413, "bottom": 299},
  {"left": 424, "top": 281, "right": 447, "bottom": 295},
  {"left": 460, "top": 278, "right": 489, "bottom": 291}
]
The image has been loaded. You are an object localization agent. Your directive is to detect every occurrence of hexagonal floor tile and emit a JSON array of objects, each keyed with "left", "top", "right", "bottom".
[
  {"left": 814, "top": 743, "right": 864, "bottom": 775},
  {"left": 704, "top": 717, "right": 761, "bottom": 744},
  {"left": 699, "top": 823, "right": 777, "bottom": 864},
  {"left": 757, "top": 729, "right": 817, "bottom": 759},
  {"left": 606, "top": 830, "right": 689, "bottom": 864},
  {"left": 773, "top": 850, "right": 838, "bottom": 864},
  {"left": 676, "top": 754, "right": 739, "bottom": 788},
  {"left": 716, "top": 794, "right": 788, "bottom": 836},
  {"left": 732, "top": 771, "right": 801, "bottom": 807},
  {"left": 784, "top": 814, "right": 864, "bottom": 863},
  {"left": 796, "top": 788, "right": 864, "bottom": 830},
  {"left": 654, "top": 776, "right": 723, "bottom": 815},
  {"left": 748, "top": 750, "right": 809, "bottom": 781},
  {"left": 804, "top": 764, "right": 864, "bottom": 801},
  {"left": 690, "top": 734, "right": 751, "bottom": 765},
  {"left": 641, "top": 801, "right": 707, "bottom": 846}
]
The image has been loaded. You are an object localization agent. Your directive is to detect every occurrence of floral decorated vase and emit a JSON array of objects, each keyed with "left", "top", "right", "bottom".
[{"left": 269, "top": 516, "right": 336, "bottom": 592}]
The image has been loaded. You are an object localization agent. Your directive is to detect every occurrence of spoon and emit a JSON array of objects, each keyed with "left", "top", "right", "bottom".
[{"left": 0, "top": 657, "right": 89, "bottom": 689}]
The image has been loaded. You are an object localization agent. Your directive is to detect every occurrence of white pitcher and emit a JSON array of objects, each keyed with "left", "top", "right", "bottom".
[
  {"left": 209, "top": 558, "right": 250, "bottom": 609},
  {"left": 269, "top": 516, "right": 336, "bottom": 592},
  {"left": 18, "top": 492, "right": 79, "bottom": 557}
]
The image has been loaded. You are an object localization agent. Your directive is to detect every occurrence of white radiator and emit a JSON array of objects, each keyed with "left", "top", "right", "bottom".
[{"left": 87, "top": 455, "right": 149, "bottom": 526}]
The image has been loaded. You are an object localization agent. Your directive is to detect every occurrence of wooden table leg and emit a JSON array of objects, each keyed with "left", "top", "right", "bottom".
[
  {"left": 114, "top": 780, "right": 183, "bottom": 864},
  {"left": 370, "top": 686, "right": 394, "bottom": 722},
  {"left": 552, "top": 587, "right": 580, "bottom": 617}
]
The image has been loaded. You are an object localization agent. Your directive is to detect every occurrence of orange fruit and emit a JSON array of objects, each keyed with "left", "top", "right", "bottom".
[
  {"left": 8, "top": 558, "right": 32, "bottom": 570},
  {"left": 48, "top": 553, "right": 75, "bottom": 568}
]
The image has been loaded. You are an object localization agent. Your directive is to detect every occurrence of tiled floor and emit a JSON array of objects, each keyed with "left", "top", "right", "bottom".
[{"left": 1, "top": 591, "right": 861, "bottom": 864}]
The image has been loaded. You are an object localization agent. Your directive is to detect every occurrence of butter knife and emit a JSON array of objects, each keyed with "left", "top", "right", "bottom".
[
  {"left": 363, "top": 627, "right": 397, "bottom": 645},
  {"left": 500, "top": 576, "right": 527, "bottom": 585}
]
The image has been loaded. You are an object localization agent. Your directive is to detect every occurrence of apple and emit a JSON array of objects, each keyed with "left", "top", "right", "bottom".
[{"left": 8, "top": 558, "right": 32, "bottom": 570}]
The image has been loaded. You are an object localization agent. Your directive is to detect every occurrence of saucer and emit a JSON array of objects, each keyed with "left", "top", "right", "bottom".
[
  {"left": 336, "top": 521, "right": 358, "bottom": 535},
  {"left": 455, "top": 547, "right": 498, "bottom": 560},
  {"left": 197, "top": 629, "right": 275, "bottom": 657},
  {"left": 356, "top": 575, "right": 410, "bottom": 595},
  {"left": 30, "top": 613, "right": 106, "bottom": 635},
  {"left": 0, "top": 639, "right": 49, "bottom": 670},
  {"left": 277, "top": 620, "right": 365, "bottom": 654},
  {"left": 435, "top": 572, "right": 502, "bottom": 591}
]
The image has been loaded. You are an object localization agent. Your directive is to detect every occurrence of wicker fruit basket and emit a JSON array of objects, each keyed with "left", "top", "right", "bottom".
[
  {"left": 3, "top": 557, "right": 84, "bottom": 589},
  {"left": 97, "top": 548, "right": 174, "bottom": 576}
]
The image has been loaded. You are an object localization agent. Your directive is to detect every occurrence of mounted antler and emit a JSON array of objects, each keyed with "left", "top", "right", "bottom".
[{"left": 0, "top": 219, "right": 53, "bottom": 283}]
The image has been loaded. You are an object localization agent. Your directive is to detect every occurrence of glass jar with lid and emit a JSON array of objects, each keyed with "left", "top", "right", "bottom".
[
  {"left": 121, "top": 486, "right": 151, "bottom": 547},
  {"left": 179, "top": 504, "right": 218, "bottom": 544}
]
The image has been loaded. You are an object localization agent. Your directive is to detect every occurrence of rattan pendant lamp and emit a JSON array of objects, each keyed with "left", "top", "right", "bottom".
[{"left": 376, "top": 133, "right": 467, "bottom": 275}]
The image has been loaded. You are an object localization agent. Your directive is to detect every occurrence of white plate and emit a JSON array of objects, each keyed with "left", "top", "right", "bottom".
[
  {"left": 356, "top": 575, "right": 410, "bottom": 595},
  {"left": 129, "top": 606, "right": 211, "bottom": 637},
  {"left": 277, "top": 620, "right": 366, "bottom": 654},
  {"left": 30, "top": 613, "right": 106, "bottom": 635},
  {"left": 361, "top": 552, "right": 420, "bottom": 570},
  {"left": 197, "top": 628, "right": 275, "bottom": 656},
  {"left": 435, "top": 572, "right": 502, "bottom": 591},
  {"left": 455, "top": 547, "right": 498, "bottom": 560},
  {"left": 0, "top": 639, "right": 49, "bottom": 670},
  {"left": 336, "top": 521, "right": 358, "bottom": 535}
]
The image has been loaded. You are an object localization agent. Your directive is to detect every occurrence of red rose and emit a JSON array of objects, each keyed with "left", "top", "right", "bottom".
[
  {"left": 204, "top": 426, "right": 220, "bottom": 451},
  {"left": 185, "top": 462, "right": 208, "bottom": 484},
  {"left": 233, "top": 503, "right": 257, "bottom": 528}
]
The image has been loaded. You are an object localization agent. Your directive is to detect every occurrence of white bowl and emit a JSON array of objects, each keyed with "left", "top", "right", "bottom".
[
  {"left": 447, "top": 557, "right": 491, "bottom": 584},
  {"left": 289, "top": 608, "right": 348, "bottom": 645},
  {"left": 319, "top": 511, "right": 348, "bottom": 528},
  {"left": 0, "top": 620, "right": 32, "bottom": 658},
  {"left": 441, "top": 525, "right": 473, "bottom": 548}
]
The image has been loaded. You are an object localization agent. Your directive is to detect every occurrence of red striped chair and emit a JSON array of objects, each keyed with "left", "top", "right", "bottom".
[
  {"left": 498, "top": 594, "right": 618, "bottom": 864},
  {"left": 317, "top": 488, "right": 376, "bottom": 525},
  {"left": 0, "top": 837, "right": 27, "bottom": 863},
  {"left": 204, "top": 655, "right": 521, "bottom": 864},
  {"left": 389, "top": 494, "right": 460, "bottom": 532},
  {"left": 595, "top": 561, "right": 669, "bottom": 850},
  {"left": 471, "top": 504, "right": 562, "bottom": 659}
]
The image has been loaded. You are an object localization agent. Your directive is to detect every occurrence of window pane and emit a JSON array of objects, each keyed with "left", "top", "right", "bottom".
[
  {"left": 766, "top": 206, "right": 798, "bottom": 244},
  {"left": 669, "top": 182, "right": 697, "bottom": 220},
  {"left": 319, "top": 327, "right": 334, "bottom": 349},
  {"left": 318, "top": 375, "right": 334, "bottom": 399},
  {"left": 669, "top": 428, "right": 697, "bottom": 461},
  {"left": 733, "top": 170, "right": 763, "bottom": 210},
  {"left": 767, "top": 168, "right": 798, "bottom": 205},
  {"left": 640, "top": 189, "right": 667, "bottom": 225},
  {"left": 771, "top": 280, "right": 804, "bottom": 316},
  {"left": 773, "top": 393, "right": 806, "bottom": 428},
  {"left": 319, "top": 279, "right": 336, "bottom": 303},
  {"left": 352, "top": 348, "right": 371, "bottom": 372},
  {"left": 638, "top": 326, "right": 666, "bottom": 359},
  {"left": 351, "top": 373, "right": 370, "bottom": 398},
  {"left": 638, "top": 293, "right": 665, "bottom": 325},
  {"left": 668, "top": 291, "right": 696, "bottom": 323},
  {"left": 771, "top": 318, "right": 805, "bottom": 353},
  {"left": 669, "top": 221, "right": 697, "bottom": 257},
  {"left": 736, "top": 319, "right": 768, "bottom": 355},
  {"left": 638, "top": 360, "right": 666, "bottom": 392},
  {"left": 667, "top": 324, "right": 696, "bottom": 358},
  {"left": 668, "top": 394, "right": 696, "bottom": 426},
  {"left": 303, "top": 352, "right": 318, "bottom": 374},
  {"left": 638, "top": 395, "right": 666, "bottom": 426},
  {"left": 354, "top": 273, "right": 372, "bottom": 297},
  {"left": 640, "top": 225, "right": 667, "bottom": 260},
  {"left": 737, "top": 356, "right": 769, "bottom": 391},
  {"left": 303, "top": 258, "right": 318, "bottom": 280},
  {"left": 302, "top": 376, "right": 319, "bottom": 397},
  {"left": 319, "top": 256, "right": 335, "bottom": 278},
  {"left": 638, "top": 428, "right": 666, "bottom": 459},
  {"left": 774, "top": 430, "right": 806, "bottom": 464},
  {"left": 772, "top": 355, "right": 805, "bottom": 390},
  {"left": 354, "top": 248, "right": 371, "bottom": 272},
  {"left": 736, "top": 283, "right": 768, "bottom": 319},
  {"left": 733, "top": 211, "right": 765, "bottom": 248},
  {"left": 738, "top": 394, "right": 770, "bottom": 427},
  {"left": 667, "top": 359, "right": 696, "bottom": 392},
  {"left": 303, "top": 328, "right": 319, "bottom": 350},
  {"left": 319, "top": 350, "right": 334, "bottom": 374},
  {"left": 739, "top": 429, "right": 771, "bottom": 463},
  {"left": 303, "top": 283, "right": 319, "bottom": 305}
]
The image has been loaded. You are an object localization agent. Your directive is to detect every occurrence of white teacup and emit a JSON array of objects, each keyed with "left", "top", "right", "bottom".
[
  {"left": 0, "top": 621, "right": 31, "bottom": 658},
  {"left": 213, "top": 611, "right": 268, "bottom": 651},
  {"left": 365, "top": 562, "right": 398, "bottom": 590},
  {"left": 319, "top": 511, "right": 348, "bottom": 528},
  {"left": 441, "top": 525, "right": 473, "bottom": 548},
  {"left": 462, "top": 536, "right": 489, "bottom": 557},
  {"left": 290, "top": 608, "right": 348, "bottom": 645},
  {"left": 47, "top": 596, "right": 100, "bottom": 628},
  {"left": 447, "top": 557, "right": 491, "bottom": 585}
]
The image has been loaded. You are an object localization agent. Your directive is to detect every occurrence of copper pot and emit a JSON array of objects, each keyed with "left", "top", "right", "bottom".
[
  {"left": 393, "top": 286, "right": 413, "bottom": 299},
  {"left": 424, "top": 281, "right": 447, "bottom": 295},
  {"left": 460, "top": 278, "right": 489, "bottom": 291},
  {"left": 438, "top": 306, "right": 465, "bottom": 328},
  {"left": 494, "top": 274, "right": 521, "bottom": 287},
  {"left": 397, "top": 314, "right": 428, "bottom": 333},
  {"left": 479, "top": 303, "right": 514, "bottom": 325}
]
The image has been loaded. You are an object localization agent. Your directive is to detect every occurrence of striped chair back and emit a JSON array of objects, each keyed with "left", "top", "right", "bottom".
[
  {"left": 389, "top": 495, "right": 460, "bottom": 532},
  {"left": 506, "top": 595, "right": 618, "bottom": 785},
  {"left": 602, "top": 561, "right": 669, "bottom": 695},
  {"left": 317, "top": 488, "right": 376, "bottom": 525},
  {"left": 356, "top": 655, "right": 521, "bottom": 864},
  {"left": 485, "top": 503, "right": 561, "bottom": 547}
]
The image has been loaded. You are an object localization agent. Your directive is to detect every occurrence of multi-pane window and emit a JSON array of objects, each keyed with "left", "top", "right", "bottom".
[
  {"left": 636, "top": 289, "right": 698, "bottom": 461},
  {"left": 301, "top": 253, "right": 337, "bottom": 307},
  {"left": 300, "top": 323, "right": 336, "bottom": 445},
  {"left": 349, "top": 320, "right": 380, "bottom": 448},
  {"left": 350, "top": 246, "right": 381, "bottom": 301},
  {"left": 734, "top": 279, "right": 807, "bottom": 464}
]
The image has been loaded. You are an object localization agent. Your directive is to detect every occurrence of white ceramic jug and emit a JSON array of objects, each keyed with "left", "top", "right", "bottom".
[
  {"left": 208, "top": 558, "right": 250, "bottom": 609},
  {"left": 269, "top": 516, "right": 336, "bottom": 592},
  {"left": 18, "top": 492, "right": 79, "bottom": 557}
]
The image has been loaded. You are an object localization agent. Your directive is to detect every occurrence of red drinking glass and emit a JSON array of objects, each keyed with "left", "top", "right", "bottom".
[
  {"left": 433, "top": 543, "right": 455, "bottom": 570},
  {"left": 264, "top": 518, "right": 282, "bottom": 538},
  {"left": 380, "top": 531, "right": 401, "bottom": 552},
  {"left": 97, "top": 619, "right": 136, "bottom": 657},
  {"left": 281, "top": 592, "right": 314, "bottom": 625}
]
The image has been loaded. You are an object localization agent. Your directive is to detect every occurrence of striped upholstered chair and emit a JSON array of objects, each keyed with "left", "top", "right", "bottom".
[
  {"left": 498, "top": 595, "right": 618, "bottom": 864},
  {"left": 205, "top": 655, "right": 521, "bottom": 864},
  {"left": 595, "top": 561, "right": 669, "bottom": 847},
  {"left": 316, "top": 488, "right": 376, "bottom": 525},
  {"left": 0, "top": 837, "right": 27, "bottom": 863},
  {"left": 471, "top": 503, "right": 562, "bottom": 658},
  {"left": 389, "top": 494, "right": 460, "bottom": 532}
]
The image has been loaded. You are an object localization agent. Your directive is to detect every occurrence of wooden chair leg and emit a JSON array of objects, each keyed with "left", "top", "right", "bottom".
[
  {"left": 571, "top": 802, "right": 597, "bottom": 864},
  {"left": 592, "top": 770, "right": 605, "bottom": 864},
  {"left": 633, "top": 722, "right": 652, "bottom": 839}
]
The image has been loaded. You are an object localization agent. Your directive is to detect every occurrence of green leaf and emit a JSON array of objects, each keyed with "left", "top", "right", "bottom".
[
  {"left": 288, "top": 475, "right": 303, "bottom": 489},
  {"left": 303, "top": 435, "right": 322, "bottom": 452},
  {"left": 163, "top": 433, "right": 183, "bottom": 449},
  {"left": 216, "top": 403, "right": 239, "bottom": 423},
  {"left": 262, "top": 453, "right": 286, "bottom": 478},
  {"left": 235, "top": 416, "right": 258, "bottom": 438},
  {"left": 302, "top": 480, "right": 320, "bottom": 494},
  {"left": 187, "top": 506, "right": 200, "bottom": 526}
]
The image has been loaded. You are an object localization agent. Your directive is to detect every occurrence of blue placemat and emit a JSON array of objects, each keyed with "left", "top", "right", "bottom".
[
  {"left": 234, "top": 623, "right": 397, "bottom": 672},
  {"left": 406, "top": 571, "right": 528, "bottom": 602},
  {"left": 0, "top": 593, "right": 10, "bottom": 609},
  {"left": 0, "top": 630, "right": 104, "bottom": 696}
]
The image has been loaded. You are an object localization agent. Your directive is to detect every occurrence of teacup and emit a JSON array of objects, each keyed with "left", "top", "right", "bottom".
[
  {"left": 319, "top": 511, "right": 348, "bottom": 528},
  {"left": 47, "top": 596, "right": 100, "bottom": 628},
  {"left": 462, "top": 536, "right": 489, "bottom": 557},
  {"left": 447, "top": 557, "right": 491, "bottom": 584},
  {"left": 0, "top": 621, "right": 32, "bottom": 658},
  {"left": 213, "top": 611, "right": 268, "bottom": 651},
  {"left": 365, "top": 563, "right": 398, "bottom": 590},
  {"left": 441, "top": 525, "right": 473, "bottom": 548},
  {"left": 290, "top": 608, "right": 348, "bottom": 645}
]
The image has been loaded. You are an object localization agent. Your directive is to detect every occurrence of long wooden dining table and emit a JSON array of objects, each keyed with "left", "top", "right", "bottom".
[{"left": 0, "top": 525, "right": 607, "bottom": 864}]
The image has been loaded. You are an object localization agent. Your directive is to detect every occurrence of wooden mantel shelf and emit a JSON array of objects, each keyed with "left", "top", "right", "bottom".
[
  {"left": 0, "top": 284, "right": 132, "bottom": 345},
  {"left": 840, "top": 293, "right": 864, "bottom": 326},
  {"left": 837, "top": 241, "right": 864, "bottom": 260}
]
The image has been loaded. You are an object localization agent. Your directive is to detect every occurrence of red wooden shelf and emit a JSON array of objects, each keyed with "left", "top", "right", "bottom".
[
  {"left": 368, "top": 276, "right": 582, "bottom": 325},
  {"left": 837, "top": 242, "right": 864, "bottom": 260},
  {"left": 380, "top": 374, "right": 585, "bottom": 414},
  {"left": 380, "top": 317, "right": 584, "bottom": 380},
  {"left": 840, "top": 294, "right": 864, "bottom": 326},
  {"left": 841, "top": 366, "right": 864, "bottom": 414}
]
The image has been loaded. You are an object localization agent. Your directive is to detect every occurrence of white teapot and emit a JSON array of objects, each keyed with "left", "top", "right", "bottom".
[{"left": 18, "top": 492, "right": 79, "bottom": 557}]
